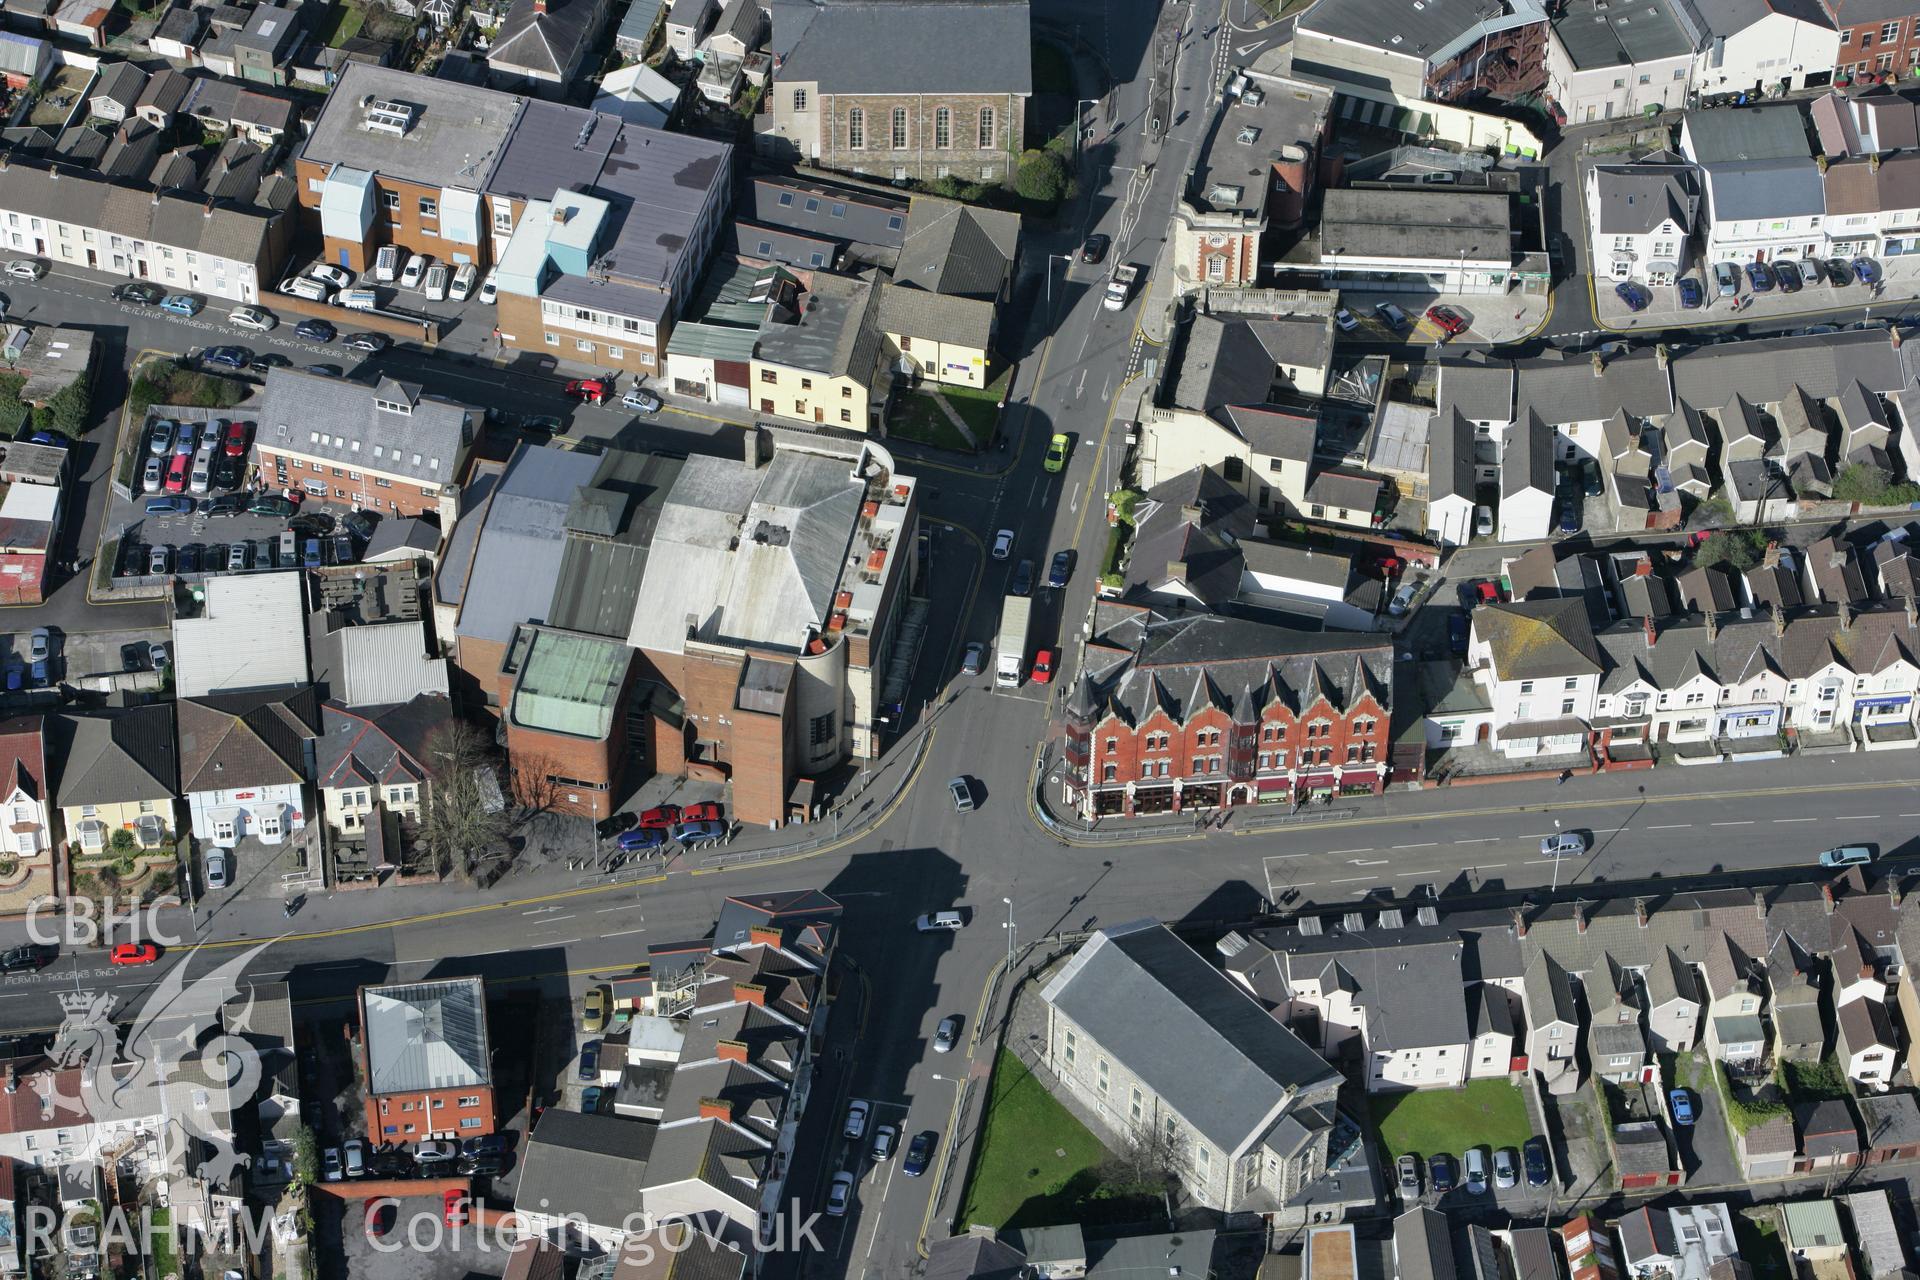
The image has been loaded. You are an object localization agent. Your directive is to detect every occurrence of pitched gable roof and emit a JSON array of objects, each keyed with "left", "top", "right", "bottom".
[
  {"left": 176, "top": 688, "right": 320, "bottom": 793},
  {"left": 1476, "top": 598, "right": 1605, "bottom": 680}
]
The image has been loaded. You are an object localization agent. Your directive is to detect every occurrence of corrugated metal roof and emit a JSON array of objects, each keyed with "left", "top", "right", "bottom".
[{"left": 363, "top": 977, "right": 492, "bottom": 1094}]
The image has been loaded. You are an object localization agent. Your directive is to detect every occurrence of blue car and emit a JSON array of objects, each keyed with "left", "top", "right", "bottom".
[
  {"left": 1448, "top": 613, "right": 1469, "bottom": 654},
  {"left": 203, "top": 346, "right": 249, "bottom": 370},
  {"left": 159, "top": 293, "right": 202, "bottom": 317},
  {"left": 1670, "top": 1089, "right": 1695, "bottom": 1126},
  {"left": 581, "top": 1086, "right": 604, "bottom": 1112},
  {"left": 1676, "top": 278, "right": 1703, "bottom": 309},
  {"left": 1745, "top": 261, "right": 1774, "bottom": 292},
  {"left": 1613, "top": 281, "right": 1649, "bottom": 312},
  {"left": 2, "top": 666, "right": 20, "bottom": 693},
  {"left": 577, "top": 1041, "right": 600, "bottom": 1081},
  {"left": 1853, "top": 256, "right": 1882, "bottom": 285},
  {"left": 616, "top": 827, "right": 667, "bottom": 853},
  {"left": 903, "top": 1130, "right": 936, "bottom": 1178},
  {"left": 25, "top": 431, "right": 65, "bottom": 448},
  {"left": 145, "top": 496, "right": 194, "bottom": 515},
  {"left": 1557, "top": 499, "right": 1581, "bottom": 536},
  {"left": 295, "top": 318, "right": 336, "bottom": 342},
  {"left": 29, "top": 659, "right": 47, "bottom": 687},
  {"left": 302, "top": 538, "right": 323, "bottom": 568}
]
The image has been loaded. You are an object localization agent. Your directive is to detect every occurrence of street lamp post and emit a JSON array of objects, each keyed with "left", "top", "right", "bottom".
[
  {"left": 1046, "top": 254, "right": 1073, "bottom": 308},
  {"left": 1002, "top": 896, "right": 1016, "bottom": 973}
]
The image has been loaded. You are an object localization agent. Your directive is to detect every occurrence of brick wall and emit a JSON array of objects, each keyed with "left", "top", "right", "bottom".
[
  {"left": 816, "top": 92, "right": 1024, "bottom": 181},
  {"left": 366, "top": 1085, "right": 495, "bottom": 1142},
  {"left": 642, "top": 645, "right": 796, "bottom": 827},
  {"left": 495, "top": 290, "right": 666, "bottom": 377},
  {"left": 1836, "top": 16, "right": 1920, "bottom": 79},
  {"left": 256, "top": 446, "right": 444, "bottom": 517},
  {"left": 294, "top": 161, "right": 490, "bottom": 275},
  {"left": 1194, "top": 231, "right": 1258, "bottom": 287},
  {"left": 504, "top": 719, "right": 622, "bottom": 819}
]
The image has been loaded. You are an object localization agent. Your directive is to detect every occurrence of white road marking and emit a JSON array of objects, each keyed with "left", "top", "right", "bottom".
[
  {"left": 1326, "top": 847, "right": 1374, "bottom": 855},
  {"left": 1775, "top": 817, "right": 1819, "bottom": 824},
  {"left": 1453, "top": 837, "right": 1502, "bottom": 844},
  {"left": 604, "top": 927, "right": 648, "bottom": 939},
  {"left": 1331, "top": 876, "right": 1378, "bottom": 884},
  {"left": 1647, "top": 824, "right": 1691, "bottom": 830},
  {"left": 1710, "top": 821, "right": 1753, "bottom": 827},
  {"left": 1835, "top": 814, "right": 1880, "bottom": 820},
  {"left": 1392, "top": 842, "right": 1436, "bottom": 849}
]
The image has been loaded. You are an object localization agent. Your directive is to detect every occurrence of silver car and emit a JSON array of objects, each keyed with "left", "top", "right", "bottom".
[
  {"left": 933, "top": 1014, "right": 961, "bottom": 1053},
  {"left": 1541, "top": 831, "right": 1586, "bottom": 859}
]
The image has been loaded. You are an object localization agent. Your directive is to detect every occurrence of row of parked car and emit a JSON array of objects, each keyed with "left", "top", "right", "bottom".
[
  {"left": 140, "top": 416, "right": 251, "bottom": 498},
  {"left": 596, "top": 801, "right": 728, "bottom": 852},
  {"left": 323, "top": 1134, "right": 512, "bottom": 1183},
  {"left": 1619, "top": 256, "right": 1885, "bottom": 313},
  {"left": 1397, "top": 1138, "right": 1551, "bottom": 1200}
]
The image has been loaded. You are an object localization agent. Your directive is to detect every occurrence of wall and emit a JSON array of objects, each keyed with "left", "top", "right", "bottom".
[
  {"left": 187, "top": 782, "right": 307, "bottom": 846},
  {"left": 365, "top": 1084, "right": 496, "bottom": 1142},
  {"left": 294, "top": 161, "right": 488, "bottom": 275},
  {"left": 1836, "top": 16, "right": 1920, "bottom": 81},
  {"left": 256, "top": 445, "right": 445, "bottom": 517},
  {"left": 1548, "top": 43, "right": 1693, "bottom": 125},
  {"left": 497, "top": 290, "right": 665, "bottom": 376},
  {"left": 1700, "top": 13, "right": 1841, "bottom": 95},
  {"left": 815, "top": 92, "right": 1023, "bottom": 182},
  {"left": 886, "top": 332, "right": 988, "bottom": 388},
  {"left": 750, "top": 361, "right": 870, "bottom": 430}
]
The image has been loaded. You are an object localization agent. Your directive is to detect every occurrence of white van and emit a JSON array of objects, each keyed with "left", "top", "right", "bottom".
[
  {"left": 281, "top": 276, "right": 330, "bottom": 302},
  {"left": 374, "top": 246, "right": 399, "bottom": 284},
  {"left": 340, "top": 288, "right": 379, "bottom": 311},
  {"left": 276, "top": 530, "right": 296, "bottom": 566}
]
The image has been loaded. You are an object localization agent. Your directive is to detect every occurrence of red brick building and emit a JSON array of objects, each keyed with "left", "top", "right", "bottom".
[
  {"left": 1062, "top": 604, "right": 1393, "bottom": 820},
  {"left": 258, "top": 368, "right": 473, "bottom": 518},
  {"left": 1830, "top": 3, "right": 1920, "bottom": 83},
  {"left": 499, "top": 625, "right": 639, "bottom": 821},
  {"left": 357, "top": 977, "right": 496, "bottom": 1142}
]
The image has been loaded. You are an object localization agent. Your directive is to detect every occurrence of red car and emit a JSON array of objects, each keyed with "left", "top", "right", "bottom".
[
  {"left": 1032, "top": 649, "right": 1056, "bottom": 684},
  {"left": 1425, "top": 305, "right": 1469, "bottom": 337},
  {"left": 164, "top": 453, "right": 190, "bottom": 493},
  {"left": 363, "top": 1199, "right": 395, "bottom": 1239},
  {"left": 442, "top": 1189, "right": 469, "bottom": 1228},
  {"left": 110, "top": 942, "right": 160, "bottom": 966},
  {"left": 637, "top": 804, "right": 682, "bottom": 829},
  {"left": 681, "top": 801, "right": 724, "bottom": 823},
  {"left": 564, "top": 378, "right": 611, "bottom": 404},
  {"left": 222, "top": 420, "right": 251, "bottom": 457},
  {"left": 1472, "top": 580, "right": 1505, "bottom": 604}
]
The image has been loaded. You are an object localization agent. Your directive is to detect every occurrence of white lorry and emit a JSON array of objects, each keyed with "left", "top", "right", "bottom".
[
  {"left": 995, "top": 595, "right": 1033, "bottom": 688},
  {"left": 1103, "top": 264, "right": 1139, "bottom": 311}
]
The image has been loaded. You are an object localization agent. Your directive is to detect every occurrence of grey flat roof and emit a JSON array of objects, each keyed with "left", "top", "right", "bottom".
[
  {"left": 1299, "top": 0, "right": 1548, "bottom": 62},
  {"left": 1190, "top": 74, "right": 1333, "bottom": 218},
  {"left": 1322, "top": 188, "right": 1511, "bottom": 263},
  {"left": 1682, "top": 104, "right": 1812, "bottom": 163},
  {"left": 301, "top": 62, "right": 522, "bottom": 191},
  {"left": 1555, "top": 0, "right": 1694, "bottom": 66}
]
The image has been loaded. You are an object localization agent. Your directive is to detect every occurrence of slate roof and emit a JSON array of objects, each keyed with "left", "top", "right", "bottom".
[
  {"left": 1123, "top": 466, "right": 1258, "bottom": 606},
  {"left": 52, "top": 706, "right": 178, "bottom": 806},
  {"left": 1429, "top": 408, "right": 1475, "bottom": 504},
  {"left": 0, "top": 159, "right": 279, "bottom": 265},
  {"left": 770, "top": 0, "right": 1032, "bottom": 95},
  {"left": 1593, "top": 604, "right": 1920, "bottom": 698},
  {"left": 1682, "top": 104, "right": 1816, "bottom": 164},
  {"left": 1075, "top": 603, "right": 1392, "bottom": 730},
  {"left": 1396, "top": 1207, "right": 1458, "bottom": 1280},
  {"left": 1235, "top": 925, "right": 1473, "bottom": 1052},
  {"left": 1437, "top": 356, "right": 1513, "bottom": 422},
  {"left": 1799, "top": 1099, "right": 1861, "bottom": 1157},
  {"left": 489, "top": 0, "right": 599, "bottom": 77},
  {"left": 515, "top": 1109, "right": 655, "bottom": 1229},
  {"left": 893, "top": 196, "right": 1018, "bottom": 298},
  {"left": 1670, "top": 327, "right": 1906, "bottom": 410},
  {"left": 1838, "top": 996, "right": 1895, "bottom": 1059},
  {"left": 1040, "top": 920, "right": 1339, "bottom": 1155},
  {"left": 175, "top": 688, "right": 320, "bottom": 794},
  {"left": 1513, "top": 349, "right": 1674, "bottom": 426},
  {"left": 1475, "top": 598, "right": 1605, "bottom": 680},
  {"left": 1590, "top": 162, "right": 1700, "bottom": 235},
  {"left": 261, "top": 369, "right": 470, "bottom": 488},
  {"left": 876, "top": 283, "right": 994, "bottom": 349},
  {"left": 316, "top": 695, "right": 442, "bottom": 793},
  {"left": 1173, "top": 314, "right": 1327, "bottom": 412}
]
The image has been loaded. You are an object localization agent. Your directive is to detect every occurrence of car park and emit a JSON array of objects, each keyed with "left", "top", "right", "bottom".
[
  {"left": 623, "top": 386, "right": 662, "bottom": 414},
  {"left": 450, "top": 262, "right": 479, "bottom": 301},
  {"left": 933, "top": 1014, "right": 961, "bottom": 1053},
  {"left": 826, "top": 1171, "right": 854, "bottom": 1217},
  {"left": 3, "top": 259, "right": 47, "bottom": 280},
  {"left": 344, "top": 332, "right": 391, "bottom": 353},
  {"left": 1676, "top": 277, "right": 1703, "bottom": 309},
  {"left": 1613, "top": 281, "right": 1650, "bottom": 312},
  {"left": 1670, "top": 1088, "right": 1695, "bottom": 1125},
  {"left": 844, "top": 1099, "right": 870, "bottom": 1140},
  {"left": 1031, "top": 649, "right": 1055, "bottom": 683},
  {"left": 1493, "top": 1147, "right": 1518, "bottom": 1189},
  {"left": 1426, "top": 304, "right": 1470, "bottom": 335},
  {"left": 1523, "top": 1137, "right": 1550, "bottom": 1187},
  {"left": 1374, "top": 301, "right": 1409, "bottom": 330},
  {"left": 903, "top": 1130, "right": 936, "bottom": 1177},
  {"left": 949, "top": 777, "right": 975, "bottom": 812},
  {"left": 115, "top": 281, "right": 165, "bottom": 305},
  {"left": 160, "top": 293, "right": 203, "bottom": 316},
  {"left": 422, "top": 263, "right": 450, "bottom": 301},
  {"left": 1044, "top": 433, "right": 1070, "bottom": 472},
  {"left": 295, "top": 318, "right": 336, "bottom": 342},
  {"left": 991, "top": 529, "right": 1014, "bottom": 560},
  {"left": 1774, "top": 259, "right": 1803, "bottom": 293}
]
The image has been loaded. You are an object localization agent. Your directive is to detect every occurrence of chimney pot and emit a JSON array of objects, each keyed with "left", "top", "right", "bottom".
[
  {"left": 1644, "top": 614, "right": 1657, "bottom": 649},
  {"left": 1635, "top": 898, "right": 1649, "bottom": 928},
  {"left": 733, "top": 980, "right": 766, "bottom": 1006},
  {"left": 1576, "top": 908, "right": 1589, "bottom": 935},
  {"left": 1635, "top": 557, "right": 1653, "bottom": 578},
  {"left": 1823, "top": 883, "right": 1837, "bottom": 913},
  {"left": 748, "top": 924, "right": 783, "bottom": 948},
  {"left": 717, "top": 1038, "right": 749, "bottom": 1064},
  {"left": 1511, "top": 906, "right": 1528, "bottom": 938}
]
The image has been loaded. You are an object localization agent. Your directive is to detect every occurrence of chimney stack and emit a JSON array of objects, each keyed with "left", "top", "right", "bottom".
[
  {"left": 1753, "top": 888, "right": 1767, "bottom": 920},
  {"left": 1762, "top": 540, "right": 1781, "bottom": 570},
  {"left": 1774, "top": 604, "right": 1788, "bottom": 637},
  {"left": 1575, "top": 902, "right": 1589, "bottom": 934},
  {"left": 1180, "top": 504, "right": 1204, "bottom": 524},
  {"left": 1635, "top": 556, "right": 1653, "bottom": 578},
  {"left": 1893, "top": 324, "right": 1905, "bottom": 351},
  {"left": 717, "top": 1038, "right": 749, "bottom": 1064},
  {"left": 1635, "top": 898, "right": 1649, "bottom": 928},
  {"left": 733, "top": 980, "right": 766, "bottom": 1006},
  {"left": 1823, "top": 882, "right": 1837, "bottom": 913},
  {"left": 1592, "top": 351, "right": 1605, "bottom": 378},
  {"left": 1891, "top": 876, "right": 1905, "bottom": 910},
  {"left": 1704, "top": 610, "right": 1718, "bottom": 640},
  {"left": 748, "top": 924, "right": 783, "bottom": 949},
  {"left": 698, "top": 1096, "right": 735, "bottom": 1123},
  {"left": 1841, "top": 602, "right": 1854, "bottom": 631},
  {"left": 1511, "top": 906, "right": 1528, "bottom": 939},
  {"left": 4, "top": 1065, "right": 14, "bottom": 1095},
  {"left": 1644, "top": 613, "right": 1657, "bottom": 649},
  {"left": 1907, "top": 592, "right": 1918, "bottom": 632},
  {"left": 534, "top": 0, "right": 547, "bottom": 12},
  {"left": 1167, "top": 559, "right": 1189, "bottom": 582}
]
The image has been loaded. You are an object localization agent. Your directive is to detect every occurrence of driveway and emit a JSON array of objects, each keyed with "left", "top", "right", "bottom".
[{"left": 1669, "top": 1050, "right": 1742, "bottom": 1187}]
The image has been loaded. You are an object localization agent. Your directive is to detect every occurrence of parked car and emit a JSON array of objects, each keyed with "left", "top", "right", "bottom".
[
  {"left": 146, "top": 496, "right": 194, "bottom": 516},
  {"left": 1853, "top": 256, "right": 1882, "bottom": 285},
  {"left": 1048, "top": 549, "right": 1074, "bottom": 588},
  {"left": 110, "top": 942, "right": 160, "bottom": 965},
  {"left": 1031, "top": 649, "right": 1055, "bottom": 684},
  {"left": 1523, "top": 1136, "right": 1550, "bottom": 1187},
  {"left": 1676, "top": 277, "right": 1703, "bottom": 309},
  {"left": 681, "top": 801, "right": 723, "bottom": 822},
  {"left": 177, "top": 546, "right": 202, "bottom": 575},
  {"left": 1388, "top": 579, "right": 1420, "bottom": 616},
  {"left": 159, "top": 293, "right": 203, "bottom": 316},
  {"left": 227, "top": 542, "right": 251, "bottom": 571},
  {"left": 903, "top": 1130, "right": 936, "bottom": 1177},
  {"left": 1493, "top": 1147, "right": 1518, "bottom": 1190},
  {"left": 583, "top": 985, "right": 610, "bottom": 1034},
  {"left": 251, "top": 352, "right": 290, "bottom": 371},
  {"left": 566, "top": 378, "right": 612, "bottom": 404},
  {"left": 1333, "top": 307, "right": 1358, "bottom": 332},
  {"left": 147, "top": 419, "right": 177, "bottom": 456},
  {"left": 450, "top": 262, "right": 479, "bottom": 302},
  {"left": 3, "top": 259, "right": 47, "bottom": 280},
  {"left": 364, "top": 1200, "right": 395, "bottom": 1239},
  {"left": 329, "top": 533, "right": 356, "bottom": 565},
  {"left": 400, "top": 254, "right": 428, "bottom": 290},
  {"left": 148, "top": 545, "right": 173, "bottom": 575},
  {"left": 1745, "top": 260, "right": 1775, "bottom": 292},
  {"left": 1474, "top": 504, "right": 1493, "bottom": 538},
  {"left": 1429, "top": 1152, "right": 1456, "bottom": 1192},
  {"left": 141, "top": 456, "right": 164, "bottom": 493},
  {"left": 637, "top": 805, "right": 682, "bottom": 829},
  {"left": 479, "top": 269, "right": 499, "bottom": 305},
  {"left": 1557, "top": 497, "right": 1581, "bottom": 536},
  {"left": 203, "top": 494, "right": 248, "bottom": 518},
  {"left": 295, "top": 318, "right": 336, "bottom": 342},
  {"left": 0, "top": 945, "right": 53, "bottom": 974},
  {"left": 1581, "top": 457, "right": 1603, "bottom": 497},
  {"left": 961, "top": 641, "right": 987, "bottom": 676},
  {"left": 202, "top": 345, "right": 249, "bottom": 370},
  {"left": 164, "top": 453, "right": 190, "bottom": 493},
  {"left": 1713, "top": 262, "right": 1740, "bottom": 296},
  {"left": 306, "top": 363, "right": 344, "bottom": 378},
  {"left": 310, "top": 264, "right": 353, "bottom": 290},
  {"left": 1774, "top": 259, "right": 1804, "bottom": 293},
  {"left": 616, "top": 827, "right": 667, "bottom": 853},
  {"left": 915, "top": 911, "right": 964, "bottom": 932},
  {"left": 322, "top": 1148, "right": 343, "bottom": 1182},
  {"left": 1397, "top": 1154, "right": 1421, "bottom": 1196},
  {"left": 1426, "top": 304, "right": 1470, "bottom": 335},
  {"left": 374, "top": 246, "right": 400, "bottom": 283},
  {"left": 1819, "top": 844, "right": 1873, "bottom": 867},
  {"left": 671, "top": 819, "right": 727, "bottom": 844},
  {"left": 580, "top": 1086, "right": 604, "bottom": 1112},
  {"left": 441, "top": 1190, "right": 468, "bottom": 1228},
  {"left": 1669, "top": 1088, "right": 1696, "bottom": 1126},
  {"left": 844, "top": 1099, "right": 870, "bottom": 1140},
  {"left": 826, "top": 1171, "right": 854, "bottom": 1217},
  {"left": 249, "top": 495, "right": 297, "bottom": 518},
  {"left": 1044, "top": 433, "right": 1070, "bottom": 472},
  {"left": 991, "top": 529, "right": 1014, "bottom": 560},
  {"left": 1080, "top": 233, "right": 1110, "bottom": 264},
  {"left": 1463, "top": 1147, "right": 1488, "bottom": 1195},
  {"left": 1613, "top": 281, "right": 1650, "bottom": 312},
  {"left": 115, "top": 282, "right": 165, "bottom": 305},
  {"left": 221, "top": 420, "right": 250, "bottom": 456},
  {"left": 622, "top": 386, "right": 661, "bottom": 414},
  {"left": 871, "top": 1124, "right": 897, "bottom": 1162},
  {"left": 1374, "top": 301, "right": 1409, "bottom": 330},
  {"left": 302, "top": 538, "right": 322, "bottom": 568},
  {"left": 229, "top": 306, "right": 275, "bottom": 332},
  {"left": 1447, "top": 613, "right": 1469, "bottom": 654},
  {"left": 344, "top": 332, "right": 391, "bottom": 353},
  {"left": 577, "top": 1040, "right": 601, "bottom": 1081}
]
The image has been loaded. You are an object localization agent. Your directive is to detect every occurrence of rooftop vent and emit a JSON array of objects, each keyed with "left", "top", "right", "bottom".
[
  {"left": 362, "top": 98, "right": 415, "bottom": 137},
  {"left": 1243, "top": 86, "right": 1266, "bottom": 106},
  {"left": 1208, "top": 183, "right": 1244, "bottom": 203},
  {"left": 1236, "top": 125, "right": 1262, "bottom": 144},
  {"left": 575, "top": 117, "right": 596, "bottom": 150}
]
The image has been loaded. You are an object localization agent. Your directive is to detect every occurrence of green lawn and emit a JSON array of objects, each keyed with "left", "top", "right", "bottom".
[
  {"left": 317, "top": 2, "right": 366, "bottom": 46},
  {"left": 957, "top": 1050, "right": 1156, "bottom": 1231},
  {"left": 942, "top": 374, "right": 1007, "bottom": 439},
  {"left": 1371, "top": 1080, "right": 1534, "bottom": 1160},
  {"left": 149, "top": 1207, "right": 175, "bottom": 1278},
  {"left": 889, "top": 391, "right": 977, "bottom": 452}
]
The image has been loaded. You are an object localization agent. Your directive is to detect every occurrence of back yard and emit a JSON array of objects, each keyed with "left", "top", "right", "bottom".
[{"left": 1372, "top": 1079, "right": 1534, "bottom": 1162}]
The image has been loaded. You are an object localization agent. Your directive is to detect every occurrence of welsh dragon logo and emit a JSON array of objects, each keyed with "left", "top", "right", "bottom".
[{"left": 44, "top": 942, "right": 277, "bottom": 1191}]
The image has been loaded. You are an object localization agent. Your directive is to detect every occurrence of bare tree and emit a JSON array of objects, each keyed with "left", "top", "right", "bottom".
[
  {"left": 1102, "top": 1117, "right": 1183, "bottom": 1190},
  {"left": 507, "top": 749, "right": 564, "bottom": 817},
  {"left": 419, "top": 720, "right": 510, "bottom": 882}
]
